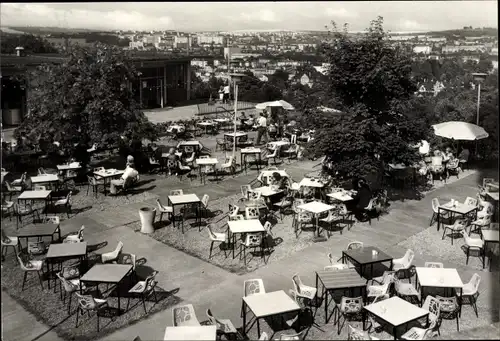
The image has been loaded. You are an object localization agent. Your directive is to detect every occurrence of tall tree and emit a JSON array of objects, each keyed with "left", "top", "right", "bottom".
[
  {"left": 14, "top": 43, "right": 156, "bottom": 152},
  {"left": 309, "top": 16, "right": 427, "bottom": 180}
]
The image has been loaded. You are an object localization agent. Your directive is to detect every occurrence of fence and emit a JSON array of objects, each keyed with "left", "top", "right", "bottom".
[{"left": 196, "top": 100, "right": 257, "bottom": 116}]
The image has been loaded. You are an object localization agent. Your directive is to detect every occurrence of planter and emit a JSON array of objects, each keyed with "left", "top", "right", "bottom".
[{"left": 139, "top": 207, "right": 156, "bottom": 234}]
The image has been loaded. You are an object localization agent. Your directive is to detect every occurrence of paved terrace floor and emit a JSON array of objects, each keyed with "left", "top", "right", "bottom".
[{"left": 2, "top": 165, "right": 499, "bottom": 341}]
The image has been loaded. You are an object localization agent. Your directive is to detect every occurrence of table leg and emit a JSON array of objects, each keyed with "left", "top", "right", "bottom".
[
  {"left": 437, "top": 207, "right": 441, "bottom": 231},
  {"left": 257, "top": 318, "right": 261, "bottom": 338},
  {"left": 232, "top": 233, "right": 236, "bottom": 259},
  {"left": 47, "top": 260, "right": 52, "bottom": 290},
  {"left": 390, "top": 259, "right": 393, "bottom": 270},
  {"left": 116, "top": 281, "right": 121, "bottom": 315},
  {"left": 242, "top": 300, "right": 247, "bottom": 336},
  {"left": 393, "top": 326, "right": 397, "bottom": 340},
  {"left": 171, "top": 204, "right": 176, "bottom": 229},
  {"left": 370, "top": 264, "right": 373, "bottom": 278}
]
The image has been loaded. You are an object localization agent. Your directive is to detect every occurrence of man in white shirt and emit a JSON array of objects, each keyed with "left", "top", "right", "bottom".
[
  {"left": 223, "top": 83, "right": 230, "bottom": 103},
  {"left": 255, "top": 111, "right": 269, "bottom": 145},
  {"left": 110, "top": 157, "right": 139, "bottom": 194}
]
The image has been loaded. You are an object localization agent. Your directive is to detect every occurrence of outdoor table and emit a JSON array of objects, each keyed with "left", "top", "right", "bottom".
[
  {"left": 363, "top": 296, "right": 429, "bottom": 340},
  {"left": 197, "top": 121, "right": 216, "bottom": 135},
  {"left": 168, "top": 194, "right": 202, "bottom": 233},
  {"left": 253, "top": 186, "right": 284, "bottom": 199},
  {"left": 195, "top": 158, "right": 219, "bottom": 183},
  {"left": 437, "top": 200, "right": 478, "bottom": 231},
  {"left": 45, "top": 242, "right": 87, "bottom": 289},
  {"left": 242, "top": 290, "right": 300, "bottom": 337},
  {"left": 342, "top": 246, "right": 393, "bottom": 278},
  {"left": 415, "top": 267, "right": 463, "bottom": 311},
  {"left": 15, "top": 223, "right": 61, "bottom": 251},
  {"left": 31, "top": 174, "right": 59, "bottom": 190},
  {"left": 227, "top": 219, "right": 265, "bottom": 258},
  {"left": 224, "top": 132, "right": 249, "bottom": 147},
  {"left": 480, "top": 229, "right": 499, "bottom": 272},
  {"left": 257, "top": 170, "right": 289, "bottom": 186},
  {"left": 298, "top": 201, "right": 335, "bottom": 240},
  {"left": 268, "top": 141, "right": 290, "bottom": 156},
  {"left": 241, "top": 147, "right": 263, "bottom": 173},
  {"left": 316, "top": 268, "right": 367, "bottom": 323},
  {"left": 299, "top": 178, "right": 326, "bottom": 200},
  {"left": 327, "top": 190, "right": 354, "bottom": 202},
  {"left": 93, "top": 169, "right": 125, "bottom": 196},
  {"left": 80, "top": 264, "right": 133, "bottom": 315},
  {"left": 17, "top": 190, "right": 52, "bottom": 213},
  {"left": 164, "top": 326, "right": 217, "bottom": 341},
  {"left": 482, "top": 229, "right": 499, "bottom": 270},
  {"left": 57, "top": 162, "right": 82, "bottom": 178}
]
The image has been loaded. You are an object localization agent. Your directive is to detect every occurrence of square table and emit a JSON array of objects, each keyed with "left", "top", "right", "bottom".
[
  {"left": 298, "top": 201, "right": 335, "bottom": 238},
  {"left": 168, "top": 194, "right": 202, "bottom": 232},
  {"left": 15, "top": 223, "right": 61, "bottom": 250},
  {"left": 415, "top": 267, "right": 463, "bottom": 306},
  {"left": 197, "top": 121, "right": 217, "bottom": 135},
  {"left": 253, "top": 186, "right": 284, "bottom": 197},
  {"left": 363, "top": 296, "right": 429, "bottom": 340},
  {"left": 93, "top": 169, "right": 125, "bottom": 196},
  {"left": 241, "top": 148, "right": 263, "bottom": 173},
  {"left": 80, "top": 264, "right": 133, "bottom": 314},
  {"left": 196, "top": 158, "right": 219, "bottom": 183},
  {"left": 316, "top": 269, "right": 367, "bottom": 323},
  {"left": 57, "top": 163, "right": 82, "bottom": 171},
  {"left": 45, "top": 242, "right": 87, "bottom": 289},
  {"left": 342, "top": 246, "right": 393, "bottom": 278},
  {"left": 164, "top": 326, "right": 217, "bottom": 341},
  {"left": 227, "top": 219, "right": 265, "bottom": 258},
  {"left": 299, "top": 178, "right": 326, "bottom": 200},
  {"left": 437, "top": 201, "right": 477, "bottom": 231},
  {"left": 31, "top": 174, "right": 59, "bottom": 189},
  {"left": 328, "top": 191, "right": 354, "bottom": 202},
  {"left": 242, "top": 290, "right": 300, "bottom": 337},
  {"left": 482, "top": 229, "right": 499, "bottom": 271},
  {"left": 17, "top": 190, "right": 52, "bottom": 214},
  {"left": 224, "top": 132, "right": 249, "bottom": 147}
]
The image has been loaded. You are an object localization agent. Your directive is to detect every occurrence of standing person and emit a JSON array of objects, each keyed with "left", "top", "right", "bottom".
[
  {"left": 223, "top": 82, "right": 230, "bottom": 104},
  {"left": 255, "top": 111, "right": 269, "bottom": 145},
  {"left": 218, "top": 85, "right": 224, "bottom": 102},
  {"left": 165, "top": 148, "right": 179, "bottom": 176}
]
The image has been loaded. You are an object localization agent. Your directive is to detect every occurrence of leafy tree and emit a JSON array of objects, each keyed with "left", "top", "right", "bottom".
[
  {"left": 309, "top": 16, "right": 427, "bottom": 180},
  {"left": 237, "top": 73, "right": 282, "bottom": 103},
  {"left": 14, "top": 43, "right": 156, "bottom": 154},
  {"left": 1, "top": 33, "right": 58, "bottom": 54}
]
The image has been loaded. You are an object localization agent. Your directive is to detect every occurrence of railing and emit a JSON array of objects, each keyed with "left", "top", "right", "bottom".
[{"left": 196, "top": 100, "right": 256, "bottom": 116}]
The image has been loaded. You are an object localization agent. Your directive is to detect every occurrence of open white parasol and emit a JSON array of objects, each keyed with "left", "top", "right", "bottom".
[
  {"left": 255, "top": 100, "right": 295, "bottom": 110},
  {"left": 432, "top": 121, "right": 489, "bottom": 141}
]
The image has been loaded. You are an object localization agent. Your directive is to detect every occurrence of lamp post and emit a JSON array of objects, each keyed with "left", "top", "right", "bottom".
[
  {"left": 229, "top": 73, "right": 245, "bottom": 160},
  {"left": 472, "top": 72, "right": 488, "bottom": 156}
]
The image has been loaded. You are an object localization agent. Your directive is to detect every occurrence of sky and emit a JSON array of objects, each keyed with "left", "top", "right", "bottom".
[{"left": 0, "top": 1, "right": 497, "bottom": 32}]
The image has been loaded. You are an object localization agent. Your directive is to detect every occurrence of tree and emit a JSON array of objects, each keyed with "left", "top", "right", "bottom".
[
  {"left": 309, "top": 16, "right": 427, "bottom": 180},
  {"left": 14, "top": 43, "right": 157, "bottom": 154},
  {"left": 1, "top": 33, "right": 58, "bottom": 54}
]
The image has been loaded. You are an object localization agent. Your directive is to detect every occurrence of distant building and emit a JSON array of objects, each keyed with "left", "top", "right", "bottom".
[
  {"left": 174, "top": 36, "right": 191, "bottom": 49},
  {"left": 413, "top": 45, "right": 432, "bottom": 55},
  {"left": 191, "top": 59, "right": 208, "bottom": 68},
  {"left": 442, "top": 45, "right": 486, "bottom": 54},
  {"left": 223, "top": 47, "right": 241, "bottom": 59},
  {"left": 197, "top": 35, "right": 224, "bottom": 46}
]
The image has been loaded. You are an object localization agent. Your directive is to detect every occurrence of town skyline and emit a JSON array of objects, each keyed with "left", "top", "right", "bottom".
[{"left": 0, "top": 1, "right": 498, "bottom": 33}]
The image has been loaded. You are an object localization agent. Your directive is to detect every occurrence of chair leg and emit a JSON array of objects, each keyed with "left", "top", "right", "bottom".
[
  {"left": 209, "top": 241, "right": 214, "bottom": 259},
  {"left": 22, "top": 271, "right": 28, "bottom": 291},
  {"left": 68, "top": 293, "right": 73, "bottom": 314},
  {"left": 75, "top": 307, "right": 80, "bottom": 328},
  {"left": 96, "top": 311, "right": 100, "bottom": 332},
  {"left": 466, "top": 248, "right": 469, "bottom": 265}
]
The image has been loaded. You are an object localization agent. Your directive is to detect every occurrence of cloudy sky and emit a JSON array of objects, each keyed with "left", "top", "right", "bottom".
[{"left": 0, "top": 1, "right": 497, "bottom": 32}]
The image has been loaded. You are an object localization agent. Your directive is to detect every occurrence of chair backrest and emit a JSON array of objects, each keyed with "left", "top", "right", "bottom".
[
  {"left": 402, "top": 249, "right": 415, "bottom": 267},
  {"left": 76, "top": 225, "right": 85, "bottom": 239},
  {"left": 244, "top": 233, "right": 262, "bottom": 247},
  {"left": 37, "top": 168, "right": 47, "bottom": 175},
  {"left": 341, "top": 296, "right": 364, "bottom": 313},
  {"left": 431, "top": 198, "right": 440, "bottom": 213},
  {"left": 201, "top": 194, "right": 209, "bottom": 207},
  {"left": 244, "top": 278, "right": 266, "bottom": 297},
  {"left": 263, "top": 221, "right": 272, "bottom": 234},
  {"left": 347, "top": 241, "right": 364, "bottom": 250},
  {"left": 114, "top": 241, "right": 124, "bottom": 255},
  {"left": 462, "top": 230, "right": 484, "bottom": 247},
  {"left": 365, "top": 198, "right": 376, "bottom": 210},
  {"left": 324, "top": 264, "right": 349, "bottom": 271},
  {"left": 43, "top": 215, "right": 60, "bottom": 224},
  {"left": 327, "top": 252, "right": 335, "bottom": 264},
  {"left": 206, "top": 224, "right": 218, "bottom": 240},
  {"left": 241, "top": 185, "right": 252, "bottom": 199},
  {"left": 229, "top": 214, "right": 244, "bottom": 221},
  {"left": 247, "top": 189, "right": 261, "bottom": 201},
  {"left": 291, "top": 134, "right": 297, "bottom": 144},
  {"left": 34, "top": 185, "right": 46, "bottom": 191},
  {"left": 347, "top": 325, "right": 371, "bottom": 340},
  {"left": 118, "top": 252, "right": 136, "bottom": 270},
  {"left": 467, "top": 273, "right": 481, "bottom": 294},
  {"left": 143, "top": 271, "right": 158, "bottom": 292},
  {"left": 16, "top": 254, "right": 32, "bottom": 271},
  {"left": 422, "top": 296, "right": 440, "bottom": 322},
  {"left": 278, "top": 330, "right": 304, "bottom": 340},
  {"left": 206, "top": 308, "right": 221, "bottom": 328},
  {"left": 5, "top": 181, "right": 17, "bottom": 191},
  {"left": 292, "top": 273, "right": 303, "bottom": 293},
  {"left": 172, "top": 304, "right": 199, "bottom": 326},
  {"left": 259, "top": 332, "right": 269, "bottom": 341},
  {"left": 157, "top": 198, "right": 166, "bottom": 211},
  {"left": 464, "top": 196, "right": 478, "bottom": 207},
  {"left": 245, "top": 206, "right": 260, "bottom": 220},
  {"left": 94, "top": 167, "right": 105, "bottom": 173},
  {"left": 76, "top": 293, "right": 99, "bottom": 311},
  {"left": 483, "top": 178, "right": 495, "bottom": 188},
  {"left": 424, "top": 262, "right": 444, "bottom": 268},
  {"left": 170, "top": 189, "right": 183, "bottom": 196},
  {"left": 372, "top": 294, "right": 390, "bottom": 305},
  {"left": 57, "top": 272, "right": 78, "bottom": 292}
]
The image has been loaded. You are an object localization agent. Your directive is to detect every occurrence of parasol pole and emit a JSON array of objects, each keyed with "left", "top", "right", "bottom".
[{"left": 233, "top": 81, "right": 238, "bottom": 160}]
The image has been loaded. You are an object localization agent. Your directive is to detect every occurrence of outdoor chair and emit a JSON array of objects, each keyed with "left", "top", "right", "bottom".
[
  {"left": 461, "top": 231, "right": 484, "bottom": 266},
  {"left": 127, "top": 270, "right": 159, "bottom": 314},
  {"left": 482, "top": 178, "right": 495, "bottom": 188},
  {"left": 464, "top": 196, "right": 478, "bottom": 207},
  {"left": 292, "top": 273, "right": 317, "bottom": 308},
  {"left": 436, "top": 295, "right": 460, "bottom": 332},
  {"left": 101, "top": 241, "right": 123, "bottom": 263},
  {"left": 273, "top": 192, "right": 294, "bottom": 220},
  {"left": 461, "top": 273, "right": 481, "bottom": 317},
  {"left": 241, "top": 279, "right": 266, "bottom": 318},
  {"left": 283, "top": 144, "right": 299, "bottom": 162},
  {"left": 16, "top": 203, "right": 40, "bottom": 229},
  {"left": 64, "top": 225, "right": 85, "bottom": 243},
  {"left": 367, "top": 273, "right": 394, "bottom": 302},
  {"left": 172, "top": 304, "right": 201, "bottom": 326},
  {"left": 293, "top": 211, "right": 313, "bottom": 238},
  {"left": 221, "top": 156, "right": 236, "bottom": 175},
  {"left": 184, "top": 152, "right": 196, "bottom": 168},
  {"left": 207, "top": 224, "right": 227, "bottom": 259},
  {"left": 424, "top": 262, "right": 444, "bottom": 268},
  {"left": 229, "top": 214, "right": 244, "bottom": 221},
  {"left": 247, "top": 189, "right": 262, "bottom": 201},
  {"left": 1, "top": 230, "right": 19, "bottom": 259},
  {"left": 170, "top": 189, "right": 184, "bottom": 196},
  {"left": 265, "top": 146, "right": 281, "bottom": 165},
  {"left": 11, "top": 172, "right": 27, "bottom": 188},
  {"left": 338, "top": 204, "right": 354, "bottom": 230},
  {"left": 206, "top": 308, "right": 238, "bottom": 339},
  {"left": 319, "top": 209, "right": 342, "bottom": 237},
  {"left": 239, "top": 185, "right": 252, "bottom": 202},
  {"left": 365, "top": 295, "right": 390, "bottom": 334},
  {"left": 369, "top": 270, "right": 396, "bottom": 285},
  {"left": 468, "top": 215, "right": 492, "bottom": 235},
  {"left": 1, "top": 200, "right": 15, "bottom": 221},
  {"left": 446, "top": 159, "right": 460, "bottom": 179},
  {"left": 400, "top": 319, "right": 438, "bottom": 340},
  {"left": 156, "top": 198, "right": 173, "bottom": 223},
  {"left": 441, "top": 219, "right": 466, "bottom": 245},
  {"left": 149, "top": 156, "right": 161, "bottom": 173},
  {"left": 245, "top": 206, "right": 260, "bottom": 220},
  {"left": 228, "top": 203, "right": 240, "bottom": 218},
  {"left": 201, "top": 164, "right": 216, "bottom": 184},
  {"left": 393, "top": 249, "right": 415, "bottom": 283},
  {"left": 53, "top": 191, "right": 72, "bottom": 218},
  {"left": 5, "top": 181, "right": 23, "bottom": 200},
  {"left": 348, "top": 325, "right": 380, "bottom": 340},
  {"left": 177, "top": 161, "right": 192, "bottom": 181},
  {"left": 87, "top": 143, "right": 98, "bottom": 153},
  {"left": 362, "top": 198, "right": 378, "bottom": 225},
  {"left": 337, "top": 296, "right": 364, "bottom": 335},
  {"left": 239, "top": 233, "right": 263, "bottom": 265},
  {"left": 17, "top": 253, "right": 44, "bottom": 291},
  {"left": 117, "top": 253, "right": 136, "bottom": 274},
  {"left": 200, "top": 194, "right": 210, "bottom": 218},
  {"left": 56, "top": 271, "right": 86, "bottom": 314},
  {"left": 75, "top": 293, "right": 109, "bottom": 332},
  {"left": 215, "top": 138, "right": 227, "bottom": 151},
  {"left": 87, "top": 175, "right": 105, "bottom": 198},
  {"left": 422, "top": 296, "right": 441, "bottom": 334},
  {"left": 394, "top": 278, "right": 421, "bottom": 305},
  {"left": 34, "top": 185, "right": 47, "bottom": 191},
  {"left": 278, "top": 330, "right": 305, "bottom": 340},
  {"left": 477, "top": 201, "right": 494, "bottom": 219}
]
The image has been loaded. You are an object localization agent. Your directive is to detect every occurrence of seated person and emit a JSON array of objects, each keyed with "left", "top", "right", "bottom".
[
  {"left": 110, "top": 158, "right": 139, "bottom": 194},
  {"left": 269, "top": 172, "right": 289, "bottom": 203},
  {"left": 443, "top": 147, "right": 454, "bottom": 162},
  {"left": 346, "top": 179, "right": 372, "bottom": 220},
  {"left": 166, "top": 148, "right": 179, "bottom": 176},
  {"left": 239, "top": 112, "right": 247, "bottom": 128}
]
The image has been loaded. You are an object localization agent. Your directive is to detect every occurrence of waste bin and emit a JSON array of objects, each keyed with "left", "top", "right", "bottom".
[{"left": 139, "top": 207, "right": 156, "bottom": 234}]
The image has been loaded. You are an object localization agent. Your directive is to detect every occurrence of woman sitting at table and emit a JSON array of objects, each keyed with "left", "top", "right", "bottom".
[
  {"left": 270, "top": 172, "right": 290, "bottom": 203},
  {"left": 110, "top": 156, "right": 139, "bottom": 194}
]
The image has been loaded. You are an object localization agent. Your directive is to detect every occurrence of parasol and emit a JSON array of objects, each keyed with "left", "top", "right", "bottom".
[
  {"left": 432, "top": 121, "right": 489, "bottom": 141},
  {"left": 255, "top": 100, "right": 295, "bottom": 110}
]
